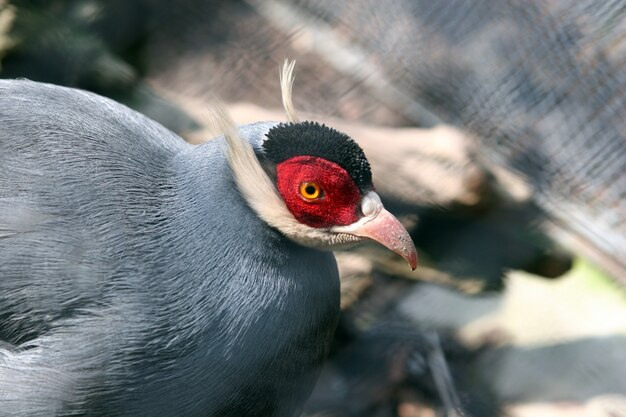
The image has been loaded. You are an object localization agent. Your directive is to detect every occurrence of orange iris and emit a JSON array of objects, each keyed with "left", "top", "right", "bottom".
[{"left": 299, "top": 182, "right": 321, "bottom": 200}]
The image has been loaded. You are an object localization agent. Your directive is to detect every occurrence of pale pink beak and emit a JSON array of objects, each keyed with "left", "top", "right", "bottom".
[
  {"left": 348, "top": 208, "right": 418, "bottom": 270},
  {"left": 333, "top": 192, "right": 418, "bottom": 270}
]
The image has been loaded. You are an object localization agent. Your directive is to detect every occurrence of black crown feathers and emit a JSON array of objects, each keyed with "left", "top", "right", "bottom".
[{"left": 262, "top": 121, "right": 372, "bottom": 191}]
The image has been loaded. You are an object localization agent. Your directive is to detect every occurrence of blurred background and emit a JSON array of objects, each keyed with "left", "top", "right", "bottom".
[{"left": 1, "top": 1, "right": 625, "bottom": 416}]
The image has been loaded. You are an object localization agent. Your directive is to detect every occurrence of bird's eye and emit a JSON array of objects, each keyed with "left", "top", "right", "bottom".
[{"left": 299, "top": 182, "right": 322, "bottom": 200}]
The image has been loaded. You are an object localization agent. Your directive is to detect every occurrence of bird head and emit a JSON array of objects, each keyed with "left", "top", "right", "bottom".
[{"left": 215, "top": 61, "right": 417, "bottom": 270}]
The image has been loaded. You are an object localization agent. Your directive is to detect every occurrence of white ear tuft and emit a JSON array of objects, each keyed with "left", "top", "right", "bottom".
[
  {"left": 206, "top": 102, "right": 281, "bottom": 216},
  {"left": 280, "top": 59, "right": 300, "bottom": 123}
]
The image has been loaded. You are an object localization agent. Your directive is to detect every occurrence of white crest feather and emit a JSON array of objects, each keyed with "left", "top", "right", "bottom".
[{"left": 280, "top": 59, "right": 300, "bottom": 123}]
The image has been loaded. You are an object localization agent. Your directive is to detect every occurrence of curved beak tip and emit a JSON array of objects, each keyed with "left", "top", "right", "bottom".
[
  {"left": 407, "top": 250, "right": 418, "bottom": 271},
  {"left": 346, "top": 208, "right": 418, "bottom": 271},
  {"left": 395, "top": 239, "right": 418, "bottom": 271}
]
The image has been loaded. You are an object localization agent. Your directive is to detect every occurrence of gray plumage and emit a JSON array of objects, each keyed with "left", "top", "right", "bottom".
[{"left": 0, "top": 80, "right": 340, "bottom": 416}]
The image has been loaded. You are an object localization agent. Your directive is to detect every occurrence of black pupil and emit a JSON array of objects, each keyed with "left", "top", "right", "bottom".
[{"left": 305, "top": 185, "right": 316, "bottom": 195}]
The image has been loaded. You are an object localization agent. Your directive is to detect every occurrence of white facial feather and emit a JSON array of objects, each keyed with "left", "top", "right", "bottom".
[{"left": 208, "top": 102, "right": 363, "bottom": 249}]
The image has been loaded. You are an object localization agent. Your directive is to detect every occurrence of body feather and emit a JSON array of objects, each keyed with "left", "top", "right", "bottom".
[{"left": 0, "top": 80, "right": 340, "bottom": 416}]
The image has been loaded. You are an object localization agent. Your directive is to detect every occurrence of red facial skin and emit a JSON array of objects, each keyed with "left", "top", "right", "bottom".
[{"left": 275, "top": 156, "right": 362, "bottom": 228}]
